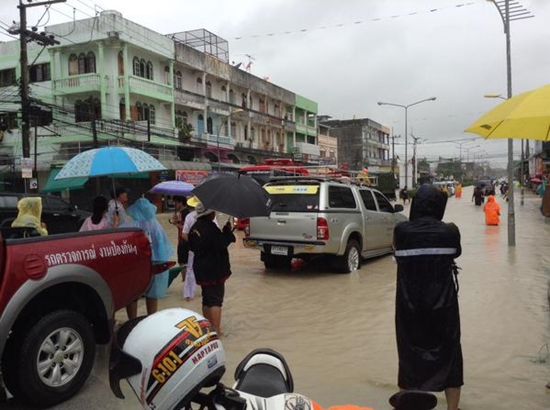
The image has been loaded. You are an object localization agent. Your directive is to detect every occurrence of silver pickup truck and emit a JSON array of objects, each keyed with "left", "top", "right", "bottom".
[{"left": 243, "top": 177, "right": 406, "bottom": 273}]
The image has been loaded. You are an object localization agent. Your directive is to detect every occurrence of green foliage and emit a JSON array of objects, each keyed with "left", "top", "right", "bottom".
[
  {"left": 178, "top": 123, "right": 193, "bottom": 142},
  {"left": 437, "top": 161, "right": 464, "bottom": 180}
]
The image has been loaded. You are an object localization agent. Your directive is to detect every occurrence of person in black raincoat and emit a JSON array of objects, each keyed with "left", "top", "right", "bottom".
[
  {"left": 472, "top": 185, "right": 484, "bottom": 206},
  {"left": 393, "top": 184, "right": 463, "bottom": 410}
]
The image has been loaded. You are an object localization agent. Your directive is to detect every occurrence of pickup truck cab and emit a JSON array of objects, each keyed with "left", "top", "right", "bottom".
[
  {"left": 0, "top": 227, "right": 161, "bottom": 407},
  {"left": 244, "top": 177, "right": 406, "bottom": 273}
]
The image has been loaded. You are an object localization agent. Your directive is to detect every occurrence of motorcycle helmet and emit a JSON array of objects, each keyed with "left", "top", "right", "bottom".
[{"left": 110, "top": 308, "right": 226, "bottom": 410}]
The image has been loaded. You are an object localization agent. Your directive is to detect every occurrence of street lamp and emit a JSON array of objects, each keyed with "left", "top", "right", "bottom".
[
  {"left": 215, "top": 108, "right": 244, "bottom": 172},
  {"left": 486, "top": 0, "right": 534, "bottom": 246},
  {"left": 378, "top": 97, "right": 436, "bottom": 188}
]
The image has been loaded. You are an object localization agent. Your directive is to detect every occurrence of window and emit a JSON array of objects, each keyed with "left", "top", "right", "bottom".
[
  {"left": 196, "top": 77, "right": 203, "bottom": 84},
  {"left": 241, "top": 93, "right": 247, "bottom": 108},
  {"left": 146, "top": 61, "right": 153, "bottom": 80},
  {"left": 78, "top": 53, "right": 86, "bottom": 74},
  {"left": 86, "top": 52, "right": 96, "bottom": 73},
  {"left": 359, "top": 190, "right": 377, "bottom": 211},
  {"left": 229, "top": 89, "right": 234, "bottom": 104},
  {"left": 259, "top": 98, "right": 266, "bottom": 113},
  {"left": 205, "top": 81, "right": 211, "bottom": 98},
  {"left": 175, "top": 71, "right": 182, "bottom": 89},
  {"left": 136, "top": 102, "right": 143, "bottom": 121},
  {"left": 0, "top": 112, "right": 18, "bottom": 131},
  {"left": 328, "top": 186, "right": 356, "bottom": 209},
  {"left": 133, "top": 57, "right": 140, "bottom": 76},
  {"left": 207, "top": 117, "right": 213, "bottom": 134},
  {"left": 75, "top": 98, "right": 100, "bottom": 122},
  {"left": 0, "top": 68, "right": 16, "bottom": 86},
  {"left": 68, "top": 54, "right": 78, "bottom": 76},
  {"left": 269, "top": 187, "right": 320, "bottom": 212},
  {"left": 29, "top": 63, "right": 51, "bottom": 83},
  {"left": 140, "top": 59, "right": 146, "bottom": 78},
  {"left": 119, "top": 98, "right": 126, "bottom": 121},
  {"left": 373, "top": 192, "right": 394, "bottom": 213},
  {"left": 149, "top": 105, "right": 155, "bottom": 124}
]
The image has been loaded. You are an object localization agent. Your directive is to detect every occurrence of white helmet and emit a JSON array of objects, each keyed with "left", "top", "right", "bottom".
[{"left": 110, "top": 308, "right": 226, "bottom": 410}]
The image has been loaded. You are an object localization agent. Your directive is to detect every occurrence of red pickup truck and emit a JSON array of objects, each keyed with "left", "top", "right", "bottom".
[{"left": 0, "top": 227, "right": 163, "bottom": 407}]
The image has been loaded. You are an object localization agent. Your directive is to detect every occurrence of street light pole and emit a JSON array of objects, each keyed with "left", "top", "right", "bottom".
[
  {"left": 378, "top": 97, "right": 436, "bottom": 189},
  {"left": 487, "top": 0, "right": 534, "bottom": 246}
]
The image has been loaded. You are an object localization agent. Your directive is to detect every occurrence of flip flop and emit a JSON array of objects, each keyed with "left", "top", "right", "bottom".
[{"left": 389, "top": 390, "right": 437, "bottom": 410}]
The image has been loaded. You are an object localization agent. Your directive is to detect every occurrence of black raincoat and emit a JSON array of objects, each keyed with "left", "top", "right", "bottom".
[{"left": 393, "top": 184, "right": 463, "bottom": 391}]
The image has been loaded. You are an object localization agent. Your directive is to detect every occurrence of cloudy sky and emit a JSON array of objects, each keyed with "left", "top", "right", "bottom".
[{"left": 1, "top": 0, "right": 549, "bottom": 166}]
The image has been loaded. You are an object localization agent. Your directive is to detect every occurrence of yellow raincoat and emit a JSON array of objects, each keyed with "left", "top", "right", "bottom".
[{"left": 11, "top": 197, "right": 48, "bottom": 236}]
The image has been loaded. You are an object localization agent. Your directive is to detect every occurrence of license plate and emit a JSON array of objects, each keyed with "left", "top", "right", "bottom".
[{"left": 271, "top": 246, "right": 288, "bottom": 256}]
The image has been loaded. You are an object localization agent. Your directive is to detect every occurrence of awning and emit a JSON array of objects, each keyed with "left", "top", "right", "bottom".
[
  {"left": 161, "top": 160, "right": 212, "bottom": 171},
  {"left": 42, "top": 168, "right": 88, "bottom": 193}
]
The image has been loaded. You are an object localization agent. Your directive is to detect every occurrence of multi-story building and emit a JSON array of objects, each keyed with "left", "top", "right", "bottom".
[
  {"left": 0, "top": 10, "right": 319, "bottom": 191},
  {"left": 320, "top": 118, "right": 391, "bottom": 172},
  {"left": 317, "top": 123, "right": 337, "bottom": 166}
]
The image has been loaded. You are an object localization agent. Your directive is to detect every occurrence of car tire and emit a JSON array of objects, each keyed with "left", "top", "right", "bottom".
[
  {"left": 2, "top": 310, "right": 96, "bottom": 407},
  {"left": 334, "top": 239, "right": 361, "bottom": 274},
  {"left": 262, "top": 253, "right": 292, "bottom": 271}
]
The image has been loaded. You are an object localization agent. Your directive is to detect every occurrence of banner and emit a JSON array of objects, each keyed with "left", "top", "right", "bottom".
[{"left": 175, "top": 170, "right": 209, "bottom": 186}]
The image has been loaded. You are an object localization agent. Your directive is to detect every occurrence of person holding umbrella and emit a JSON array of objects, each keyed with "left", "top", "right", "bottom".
[
  {"left": 188, "top": 203, "right": 235, "bottom": 335},
  {"left": 108, "top": 187, "right": 132, "bottom": 227}
]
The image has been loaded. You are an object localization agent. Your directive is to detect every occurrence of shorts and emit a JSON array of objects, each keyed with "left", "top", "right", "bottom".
[
  {"left": 201, "top": 283, "right": 225, "bottom": 307},
  {"left": 177, "top": 242, "right": 189, "bottom": 264}
]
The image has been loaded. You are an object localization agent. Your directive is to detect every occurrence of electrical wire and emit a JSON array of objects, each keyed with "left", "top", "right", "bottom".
[{"left": 35, "top": 5, "right": 51, "bottom": 28}]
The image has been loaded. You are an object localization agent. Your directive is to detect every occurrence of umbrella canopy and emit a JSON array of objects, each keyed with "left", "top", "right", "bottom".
[
  {"left": 150, "top": 180, "right": 194, "bottom": 196},
  {"left": 465, "top": 84, "right": 550, "bottom": 141},
  {"left": 54, "top": 146, "right": 166, "bottom": 180},
  {"left": 191, "top": 174, "right": 271, "bottom": 219}
]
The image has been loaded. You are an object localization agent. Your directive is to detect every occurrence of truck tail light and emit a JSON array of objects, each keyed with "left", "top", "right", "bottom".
[{"left": 317, "top": 217, "right": 329, "bottom": 240}]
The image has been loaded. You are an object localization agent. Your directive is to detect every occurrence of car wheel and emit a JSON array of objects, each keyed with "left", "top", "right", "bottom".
[
  {"left": 2, "top": 310, "right": 96, "bottom": 407},
  {"left": 262, "top": 253, "right": 292, "bottom": 271},
  {"left": 334, "top": 239, "right": 361, "bottom": 273}
]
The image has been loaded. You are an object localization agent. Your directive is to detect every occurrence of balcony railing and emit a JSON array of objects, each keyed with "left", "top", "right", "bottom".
[
  {"left": 191, "top": 133, "right": 235, "bottom": 150},
  {"left": 53, "top": 73, "right": 101, "bottom": 94},
  {"left": 124, "top": 75, "right": 173, "bottom": 102}
]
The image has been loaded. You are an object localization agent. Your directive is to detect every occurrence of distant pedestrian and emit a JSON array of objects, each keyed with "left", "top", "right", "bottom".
[
  {"left": 124, "top": 198, "right": 174, "bottom": 319},
  {"left": 188, "top": 203, "right": 236, "bottom": 335},
  {"left": 541, "top": 180, "right": 550, "bottom": 217},
  {"left": 108, "top": 187, "right": 132, "bottom": 227},
  {"left": 455, "top": 183, "right": 463, "bottom": 199},
  {"left": 80, "top": 196, "right": 111, "bottom": 231},
  {"left": 11, "top": 197, "right": 48, "bottom": 236},
  {"left": 484, "top": 195, "right": 501, "bottom": 226},
  {"left": 393, "top": 184, "right": 463, "bottom": 410},
  {"left": 472, "top": 186, "right": 484, "bottom": 206}
]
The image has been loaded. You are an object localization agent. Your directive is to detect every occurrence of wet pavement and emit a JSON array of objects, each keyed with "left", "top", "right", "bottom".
[{"left": 2, "top": 186, "right": 549, "bottom": 409}]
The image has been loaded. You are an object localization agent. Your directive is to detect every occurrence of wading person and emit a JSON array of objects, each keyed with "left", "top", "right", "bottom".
[
  {"left": 472, "top": 185, "right": 484, "bottom": 206},
  {"left": 393, "top": 184, "right": 463, "bottom": 410},
  {"left": 188, "top": 203, "right": 235, "bottom": 335},
  {"left": 124, "top": 198, "right": 174, "bottom": 319},
  {"left": 171, "top": 196, "right": 191, "bottom": 282},
  {"left": 181, "top": 196, "right": 199, "bottom": 300},
  {"left": 80, "top": 195, "right": 111, "bottom": 231},
  {"left": 484, "top": 195, "right": 501, "bottom": 226}
]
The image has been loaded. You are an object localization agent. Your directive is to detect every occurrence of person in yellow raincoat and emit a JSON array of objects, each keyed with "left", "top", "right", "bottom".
[
  {"left": 455, "top": 183, "right": 463, "bottom": 199},
  {"left": 484, "top": 195, "right": 501, "bottom": 226},
  {"left": 11, "top": 197, "right": 48, "bottom": 235}
]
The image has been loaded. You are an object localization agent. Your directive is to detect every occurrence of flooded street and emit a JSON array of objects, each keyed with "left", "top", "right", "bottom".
[{"left": 5, "top": 187, "right": 549, "bottom": 410}]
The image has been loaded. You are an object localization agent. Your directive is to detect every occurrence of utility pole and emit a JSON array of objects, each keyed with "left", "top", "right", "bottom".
[
  {"left": 391, "top": 133, "right": 400, "bottom": 175},
  {"left": 10, "top": 0, "right": 64, "bottom": 191},
  {"left": 411, "top": 134, "right": 420, "bottom": 187}
]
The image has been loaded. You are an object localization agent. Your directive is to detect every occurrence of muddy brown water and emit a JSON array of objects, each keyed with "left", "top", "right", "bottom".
[{"left": 4, "top": 187, "right": 549, "bottom": 410}]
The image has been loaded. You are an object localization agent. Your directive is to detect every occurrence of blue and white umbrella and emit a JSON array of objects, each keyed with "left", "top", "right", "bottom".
[{"left": 55, "top": 146, "right": 166, "bottom": 180}]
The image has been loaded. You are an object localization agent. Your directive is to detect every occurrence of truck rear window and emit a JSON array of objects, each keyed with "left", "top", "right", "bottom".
[{"left": 266, "top": 185, "right": 320, "bottom": 212}]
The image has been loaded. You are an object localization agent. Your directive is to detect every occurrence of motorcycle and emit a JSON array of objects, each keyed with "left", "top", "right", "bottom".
[{"left": 109, "top": 309, "right": 437, "bottom": 410}]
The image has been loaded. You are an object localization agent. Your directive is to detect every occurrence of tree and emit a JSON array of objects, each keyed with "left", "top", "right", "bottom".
[{"left": 437, "top": 160, "right": 464, "bottom": 180}]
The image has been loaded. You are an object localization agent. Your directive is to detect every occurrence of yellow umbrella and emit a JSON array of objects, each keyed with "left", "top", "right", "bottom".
[{"left": 465, "top": 84, "right": 550, "bottom": 141}]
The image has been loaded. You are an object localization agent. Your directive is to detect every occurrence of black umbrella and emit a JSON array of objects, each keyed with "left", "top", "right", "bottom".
[{"left": 191, "top": 174, "right": 271, "bottom": 218}]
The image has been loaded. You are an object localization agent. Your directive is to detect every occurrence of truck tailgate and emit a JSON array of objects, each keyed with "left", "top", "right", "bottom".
[{"left": 250, "top": 212, "right": 318, "bottom": 243}]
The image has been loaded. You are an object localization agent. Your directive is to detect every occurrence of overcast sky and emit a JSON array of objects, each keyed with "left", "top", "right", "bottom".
[{"left": 1, "top": 0, "right": 549, "bottom": 166}]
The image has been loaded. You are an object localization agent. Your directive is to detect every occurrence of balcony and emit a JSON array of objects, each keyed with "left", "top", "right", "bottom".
[
  {"left": 53, "top": 73, "right": 101, "bottom": 95},
  {"left": 191, "top": 133, "right": 235, "bottom": 150},
  {"left": 175, "top": 88, "right": 206, "bottom": 110},
  {"left": 122, "top": 75, "right": 173, "bottom": 103}
]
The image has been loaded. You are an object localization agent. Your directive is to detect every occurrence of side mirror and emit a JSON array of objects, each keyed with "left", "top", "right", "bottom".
[{"left": 394, "top": 204, "right": 404, "bottom": 213}]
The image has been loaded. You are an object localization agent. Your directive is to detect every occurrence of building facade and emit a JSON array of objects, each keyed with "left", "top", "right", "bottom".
[
  {"left": 320, "top": 118, "right": 390, "bottom": 172},
  {"left": 0, "top": 10, "right": 319, "bottom": 190}
]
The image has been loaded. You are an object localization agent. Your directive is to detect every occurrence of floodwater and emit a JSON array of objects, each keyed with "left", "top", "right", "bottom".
[{"left": 4, "top": 187, "right": 549, "bottom": 410}]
